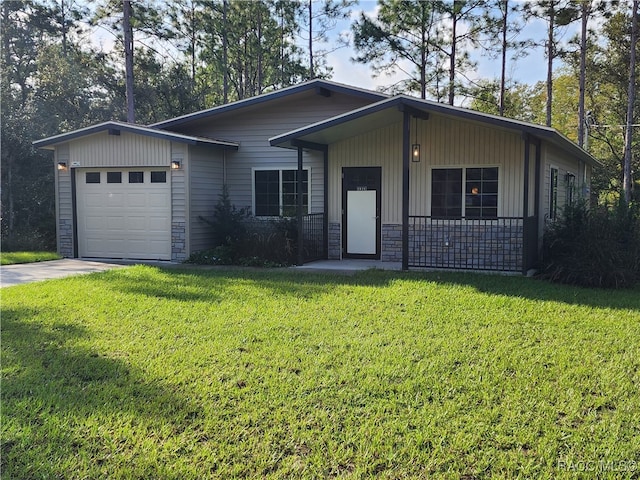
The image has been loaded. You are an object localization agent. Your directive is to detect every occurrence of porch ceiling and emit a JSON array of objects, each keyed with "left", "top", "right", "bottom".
[
  {"left": 270, "top": 101, "right": 405, "bottom": 150},
  {"left": 269, "top": 95, "right": 602, "bottom": 168}
]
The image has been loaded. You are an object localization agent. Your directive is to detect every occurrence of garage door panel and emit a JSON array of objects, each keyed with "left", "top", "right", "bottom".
[
  {"left": 77, "top": 169, "right": 171, "bottom": 260},
  {"left": 126, "top": 193, "right": 148, "bottom": 208},
  {"left": 85, "top": 193, "right": 105, "bottom": 208}
]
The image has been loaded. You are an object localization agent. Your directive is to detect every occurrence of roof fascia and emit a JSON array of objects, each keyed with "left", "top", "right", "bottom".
[
  {"left": 34, "top": 122, "right": 238, "bottom": 150},
  {"left": 151, "top": 79, "right": 388, "bottom": 129}
]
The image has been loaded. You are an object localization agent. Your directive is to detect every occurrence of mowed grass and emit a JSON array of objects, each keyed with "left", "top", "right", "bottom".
[
  {"left": 2, "top": 266, "right": 639, "bottom": 479},
  {"left": 1, "top": 251, "right": 61, "bottom": 265}
]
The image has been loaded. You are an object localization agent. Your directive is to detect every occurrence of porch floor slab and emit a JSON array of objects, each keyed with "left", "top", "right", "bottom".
[{"left": 294, "top": 259, "right": 403, "bottom": 272}]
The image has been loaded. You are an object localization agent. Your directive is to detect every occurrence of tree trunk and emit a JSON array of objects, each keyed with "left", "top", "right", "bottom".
[
  {"left": 546, "top": 5, "right": 555, "bottom": 127},
  {"left": 308, "top": 0, "right": 314, "bottom": 78},
  {"left": 123, "top": 0, "right": 135, "bottom": 123},
  {"left": 257, "top": 8, "right": 263, "bottom": 93},
  {"left": 222, "top": 0, "right": 228, "bottom": 103},
  {"left": 499, "top": 0, "right": 508, "bottom": 116},
  {"left": 623, "top": 0, "right": 638, "bottom": 204},
  {"left": 577, "top": 1, "right": 589, "bottom": 147},
  {"left": 449, "top": 11, "right": 457, "bottom": 105},
  {"left": 420, "top": 5, "right": 427, "bottom": 99}
]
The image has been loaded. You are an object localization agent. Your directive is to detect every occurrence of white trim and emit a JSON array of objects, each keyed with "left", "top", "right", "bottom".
[{"left": 251, "top": 166, "right": 312, "bottom": 217}]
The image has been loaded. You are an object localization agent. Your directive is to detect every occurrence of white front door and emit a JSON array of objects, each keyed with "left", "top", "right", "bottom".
[
  {"left": 343, "top": 167, "right": 381, "bottom": 259},
  {"left": 346, "top": 190, "right": 377, "bottom": 254}
]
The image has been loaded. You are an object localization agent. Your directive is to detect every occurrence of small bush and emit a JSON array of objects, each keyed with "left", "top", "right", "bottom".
[
  {"left": 189, "top": 186, "right": 297, "bottom": 267},
  {"left": 198, "top": 185, "right": 249, "bottom": 249},
  {"left": 541, "top": 201, "right": 639, "bottom": 288}
]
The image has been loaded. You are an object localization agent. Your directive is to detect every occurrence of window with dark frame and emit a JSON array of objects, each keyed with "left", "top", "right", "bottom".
[
  {"left": 129, "top": 171, "right": 144, "bottom": 183},
  {"left": 431, "top": 168, "right": 462, "bottom": 218},
  {"left": 151, "top": 171, "right": 167, "bottom": 183},
  {"left": 254, "top": 169, "right": 309, "bottom": 217},
  {"left": 465, "top": 167, "right": 498, "bottom": 219},
  {"left": 107, "top": 172, "right": 122, "bottom": 184},
  {"left": 85, "top": 172, "right": 101, "bottom": 184},
  {"left": 431, "top": 167, "right": 499, "bottom": 219}
]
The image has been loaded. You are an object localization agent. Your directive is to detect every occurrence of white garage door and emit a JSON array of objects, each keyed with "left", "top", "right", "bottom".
[{"left": 76, "top": 168, "right": 171, "bottom": 260}]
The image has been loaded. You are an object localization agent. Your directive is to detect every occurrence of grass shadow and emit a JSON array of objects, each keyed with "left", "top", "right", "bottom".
[
  {"left": 159, "top": 266, "right": 640, "bottom": 312},
  {"left": 1, "top": 307, "right": 202, "bottom": 478}
]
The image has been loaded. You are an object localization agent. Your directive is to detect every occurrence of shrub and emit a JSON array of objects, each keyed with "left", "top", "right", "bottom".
[
  {"left": 235, "top": 217, "right": 297, "bottom": 266},
  {"left": 541, "top": 201, "right": 639, "bottom": 288},
  {"left": 198, "top": 185, "right": 249, "bottom": 249},
  {"left": 190, "top": 186, "right": 297, "bottom": 267}
]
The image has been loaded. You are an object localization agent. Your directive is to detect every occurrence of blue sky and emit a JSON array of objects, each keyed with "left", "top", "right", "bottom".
[
  {"left": 88, "top": 0, "right": 585, "bottom": 105},
  {"left": 324, "top": 0, "right": 582, "bottom": 102}
]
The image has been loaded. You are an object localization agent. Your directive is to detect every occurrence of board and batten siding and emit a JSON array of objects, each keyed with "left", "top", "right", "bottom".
[
  {"left": 55, "top": 143, "right": 73, "bottom": 257},
  {"left": 176, "top": 92, "right": 374, "bottom": 215},
  {"left": 69, "top": 131, "right": 171, "bottom": 168},
  {"left": 541, "top": 142, "right": 583, "bottom": 218},
  {"left": 328, "top": 114, "right": 526, "bottom": 225},
  {"left": 188, "top": 145, "right": 225, "bottom": 252}
]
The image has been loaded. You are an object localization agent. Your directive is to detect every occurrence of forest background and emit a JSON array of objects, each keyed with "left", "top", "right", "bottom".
[{"left": 1, "top": 0, "right": 638, "bottom": 251}]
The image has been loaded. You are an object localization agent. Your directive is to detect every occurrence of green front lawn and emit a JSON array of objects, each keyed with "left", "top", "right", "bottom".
[
  {"left": 1, "top": 251, "right": 61, "bottom": 265},
  {"left": 2, "top": 266, "right": 639, "bottom": 478}
]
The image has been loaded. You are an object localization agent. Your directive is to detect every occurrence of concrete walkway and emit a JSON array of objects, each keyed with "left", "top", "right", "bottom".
[
  {"left": 294, "top": 259, "right": 403, "bottom": 272},
  {"left": 1, "top": 259, "right": 124, "bottom": 288}
]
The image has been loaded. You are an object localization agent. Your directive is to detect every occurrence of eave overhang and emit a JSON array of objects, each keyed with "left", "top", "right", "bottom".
[
  {"left": 270, "top": 95, "right": 602, "bottom": 168},
  {"left": 33, "top": 121, "right": 239, "bottom": 151}
]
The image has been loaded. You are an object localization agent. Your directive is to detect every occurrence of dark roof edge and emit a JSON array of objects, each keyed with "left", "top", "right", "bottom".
[
  {"left": 269, "top": 97, "right": 406, "bottom": 147},
  {"left": 33, "top": 121, "right": 239, "bottom": 150},
  {"left": 151, "top": 79, "right": 388, "bottom": 129},
  {"left": 271, "top": 95, "right": 601, "bottom": 167}
]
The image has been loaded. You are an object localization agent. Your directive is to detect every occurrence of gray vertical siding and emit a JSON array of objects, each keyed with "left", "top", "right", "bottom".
[
  {"left": 171, "top": 142, "right": 188, "bottom": 261},
  {"left": 328, "top": 114, "right": 526, "bottom": 225},
  {"left": 189, "top": 145, "right": 224, "bottom": 253},
  {"left": 175, "top": 91, "right": 374, "bottom": 214},
  {"left": 70, "top": 131, "right": 171, "bottom": 167},
  {"left": 55, "top": 143, "right": 73, "bottom": 257}
]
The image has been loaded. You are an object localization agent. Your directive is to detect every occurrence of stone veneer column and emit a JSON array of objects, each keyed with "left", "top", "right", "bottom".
[
  {"left": 171, "top": 222, "right": 187, "bottom": 262},
  {"left": 58, "top": 219, "right": 74, "bottom": 258},
  {"left": 328, "top": 222, "right": 341, "bottom": 259},
  {"left": 381, "top": 224, "right": 403, "bottom": 262}
]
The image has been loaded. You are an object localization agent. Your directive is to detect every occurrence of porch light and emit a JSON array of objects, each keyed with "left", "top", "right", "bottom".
[
  {"left": 171, "top": 160, "right": 182, "bottom": 170},
  {"left": 57, "top": 161, "right": 68, "bottom": 171},
  {"left": 412, "top": 117, "right": 421, "bottom": 162},
  {"left": 412, "top": 143, "right": 421, "bottom": 162}
]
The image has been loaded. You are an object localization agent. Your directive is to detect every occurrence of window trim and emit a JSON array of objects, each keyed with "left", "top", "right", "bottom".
[
  {"left": 549, "top": 166, "right": 559, "bottom": 220},
  {"left": 430, "top": 165, "right": 501, "bottom": 219},
  {"left": 252, "top": 166, "right": 311, "bottom": 217}
]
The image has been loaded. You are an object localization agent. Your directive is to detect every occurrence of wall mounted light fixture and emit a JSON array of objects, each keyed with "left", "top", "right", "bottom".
[
  {"left": 171, "top": 160, "right": 182, "bottom": 170},
  {"left": 412, "top": 117, "right": 421, "bottom": 162},
  {"left": 57, "top": 161, "right": 68, "bottom": 171}
]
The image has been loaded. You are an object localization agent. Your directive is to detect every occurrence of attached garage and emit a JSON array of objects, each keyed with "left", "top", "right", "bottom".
[
  {"left": 76, "top": 168, "right": 171, "bottom": 260},
  {"left": 34, "top": 121, "right": 238, "bottom": 262}
]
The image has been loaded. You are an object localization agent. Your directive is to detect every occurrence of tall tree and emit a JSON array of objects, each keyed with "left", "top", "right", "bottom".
[
  {"left": 524, "top": 0, "right": 579, "bottom": 126},
  {"left": 123, "top": 0, "right": 134, "bottom": 122},
  {"left": 623, "top": 0, "right": 638, "bottom": 204},
  {"left": 441, "top": 0, "right": 486, "bottom": 105},
  {"left": 299, "top": 0, "right": 355, "bottom": 79},
  {"left": 482, "top": 0, "right": 531, "bottom": 116},
  {"left": 351, "top": 0, "right": 445, "bottom": 99}
]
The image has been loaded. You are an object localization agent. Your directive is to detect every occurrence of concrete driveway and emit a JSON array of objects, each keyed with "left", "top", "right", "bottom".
[{"left": 1, "top": 259, "right": 124, "bottom": 288}]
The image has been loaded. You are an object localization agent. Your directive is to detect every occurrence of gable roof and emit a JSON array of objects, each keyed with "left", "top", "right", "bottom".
[
  {"left": 270, "top": 95, "right": 601, "bottom": 167},
  {"left": 150, "top": 79, "right": 388, "bottom": 130},
  {"left": 33, "top": 121, "right": 239, "bottom": 150}
]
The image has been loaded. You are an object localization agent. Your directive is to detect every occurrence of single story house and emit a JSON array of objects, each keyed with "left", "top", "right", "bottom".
[{"left": 35, "top": 79, "right": 600, "bottom": 273}]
